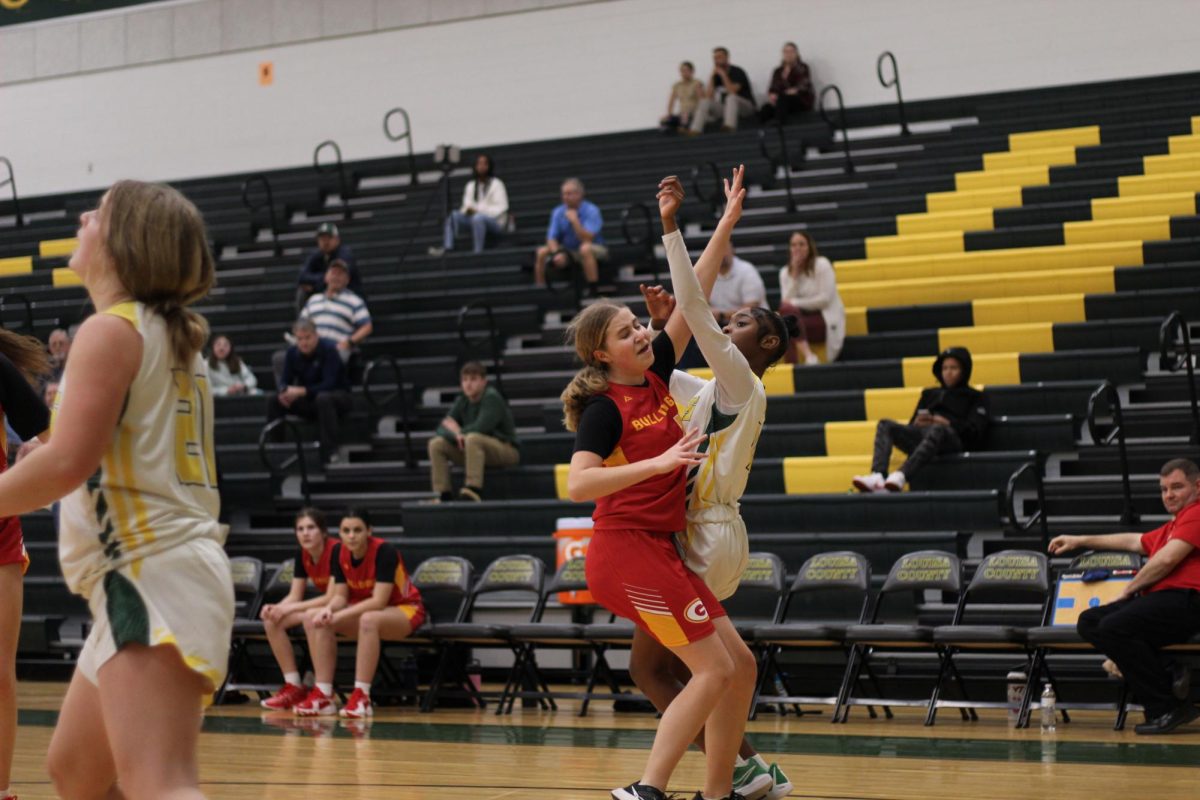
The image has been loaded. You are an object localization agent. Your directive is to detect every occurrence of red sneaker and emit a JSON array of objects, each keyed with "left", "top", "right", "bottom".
[
  {"left": 339, "top": 687, "right": 373, "bottom": 719},
  {"left": 261, "top": 682, "right": 308, "bottom": 710},
  {"left": 293, "top": 686, "right": 336, "bottom": 716}
]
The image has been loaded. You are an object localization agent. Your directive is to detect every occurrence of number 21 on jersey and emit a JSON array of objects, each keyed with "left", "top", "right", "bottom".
[{"left": 173, "top": 370, "right": 218, "bottom": 489}]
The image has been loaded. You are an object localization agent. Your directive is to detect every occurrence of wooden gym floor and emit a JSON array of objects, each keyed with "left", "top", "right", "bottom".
[{"left": 11, "top": 681, "right": 1200, "bottom": 799}]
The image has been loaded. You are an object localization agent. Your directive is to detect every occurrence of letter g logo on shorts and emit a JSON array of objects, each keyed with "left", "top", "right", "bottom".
[{"left": 684, "top": 598, "right": 710, "bottom": 624}]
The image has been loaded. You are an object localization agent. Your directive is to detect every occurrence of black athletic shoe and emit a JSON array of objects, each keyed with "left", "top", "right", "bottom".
[
  {"left": 612, "top": 783, "right": 668, "bottom": 800},
  {"left": 690, "top": 792, "right": 748, "bottom": 800},
  {"left": 1133, "top": 703, "right": 1200, "bottom": 735}
]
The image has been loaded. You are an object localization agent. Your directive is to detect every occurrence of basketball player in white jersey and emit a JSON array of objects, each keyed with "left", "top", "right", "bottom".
[
  {"left": 635, "top": 169, "right": 799, "bottom": 800},
  {"left": 0, "top": 180, "right": 230, "bottom": 800}
]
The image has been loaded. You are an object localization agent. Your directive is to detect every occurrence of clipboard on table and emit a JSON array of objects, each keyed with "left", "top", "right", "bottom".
[{"left": 1050, "top": 569, "right": 1138, "bottom": 626}]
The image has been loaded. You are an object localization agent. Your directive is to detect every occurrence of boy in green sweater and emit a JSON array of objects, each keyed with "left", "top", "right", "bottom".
[{"left": 429, "top": 361, "right": 520, "bottom": 501}]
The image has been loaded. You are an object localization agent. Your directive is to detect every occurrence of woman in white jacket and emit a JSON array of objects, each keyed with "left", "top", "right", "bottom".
[
  {"left": 207, "top": 334, "right": 260, "bottom": 396},
  {"left": 440, "top": 154, "right": 509, "bottom": 254},
  {"left": 777, "top": 231, "right": 844, "bottom": 364}
]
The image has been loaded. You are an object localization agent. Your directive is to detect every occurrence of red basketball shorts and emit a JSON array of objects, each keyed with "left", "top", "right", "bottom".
[
  {"left": 0, "top": 517, "right": 27, "bottom": 575},
  {"left": 585, "top": 528, "right": 725, "bottom": 648}
]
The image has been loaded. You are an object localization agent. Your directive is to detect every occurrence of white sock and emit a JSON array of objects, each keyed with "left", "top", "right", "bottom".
[
  {"left": 751, "top": 754, "right": 769, "bottom": 770},
  {"left": 316, "top": 682, "right": 333, "bottom": 697},
  {"left": 354, "top": 681, "right": 372, "bottom": 696},
  {"left": 734, "top": 755, "right": 747, "bottom": 767},
  {"left": 283, "top": 671, "right": 301, "bottom": 687}
]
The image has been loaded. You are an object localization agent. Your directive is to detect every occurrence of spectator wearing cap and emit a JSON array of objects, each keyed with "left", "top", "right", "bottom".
[
  {"left": 437, "top": 154, "right": 509, "bottom": 254},
  {"left": 533, "top": 178, "right": 608, "bottom": 296},
  {"left": 296, "top": 222, "right": 361, "bottom": 310},
  {"left": 300, "top": 260, "right": 372, "bottom": 363},
  {"left": 853, "top": 347, "right": 989, "bottom": 493}
]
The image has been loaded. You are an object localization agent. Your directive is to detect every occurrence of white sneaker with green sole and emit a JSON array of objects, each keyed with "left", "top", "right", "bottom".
[{"left": 766, "top": 763, "right": 794, "bottom": 799}]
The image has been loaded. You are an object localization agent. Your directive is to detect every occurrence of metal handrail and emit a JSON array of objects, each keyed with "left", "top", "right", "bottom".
[
  {"left": 621, "top": 202, "right": 659, "bottom": 284},
  {"left": 257, "top": 418, "right": 312, "bottom": 505},
  {"left": 457, "top": 301, "right": 507, "bottom": 398},
  {"left": 383, "top": 107, "right": 420, "bottom": 186},
  {"left": 397, "top": 168, "right": 453, "bottom": 271},
  {"left": 1158, "top": 311, "right": 1199, "bottom": 444},
  {"left": 818, "top": 85, "right": 855, "bottom": 174},
  {"left": 758, "top": 126, "right": 801, "bottom": 213},
  {"left": 876, "top": 51, "right": 911, "bottom": 136},
  {"left": 1086, "top": 381, "right": 1139, "bottom": 525},
  {"left": 1004, "top": 458, "right": 1049, "bottom": 546},
  {"left": 0, "top": 157, "right": 22, "bottom": 228},
  {"left": 0, "top": 293, "right": 33, "bottom": 333},
  {"left": 362, "top": 356, "right": 416, "bottom": 469},
  {"left": 690, "top": 161, "right": 724, "bottom": 218},
  {"left": 240, "top": 174, "right": 281, "bottom": 256},
  {"left": 313, "top": 139, "right": 352, "bottom": 220}
]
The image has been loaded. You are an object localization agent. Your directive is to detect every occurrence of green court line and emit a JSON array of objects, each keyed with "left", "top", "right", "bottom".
[{"left": 18, "top": 709, "right": 1200, "bottom": 768}]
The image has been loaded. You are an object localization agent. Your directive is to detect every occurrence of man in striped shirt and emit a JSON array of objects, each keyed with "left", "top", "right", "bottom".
[{"left": 300, "top": 259, "right": 373, "bottom": 363}]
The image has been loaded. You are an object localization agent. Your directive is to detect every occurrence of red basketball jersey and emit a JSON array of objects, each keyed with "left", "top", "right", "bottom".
[
  {"left": 338, "top": 536, "right": 424, "bottom": 608},
  {"left": 593, "top": 371, "right": 687, "bottom": 533},
  {"left": 300, "top": 538, "right": 338, "bottom": 593}
]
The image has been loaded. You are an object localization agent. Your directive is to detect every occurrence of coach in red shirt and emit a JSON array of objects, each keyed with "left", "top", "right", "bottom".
[{"left": 1049, "top": 458, "right": 1200, "bottom": 734}]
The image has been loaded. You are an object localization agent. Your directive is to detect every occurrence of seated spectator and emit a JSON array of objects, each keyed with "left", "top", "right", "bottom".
[
  {"left": 296, "top": 222, "right": 361, "bottom": 310},
  {"left": 710, "top": 243, "right": 768, "bottom": 323},
  {"left": 428, "top": 361, "right": 519, "bottom": 502},
  {"left": 853, "top": 347, "right": 989, "bottom": 492},
  {"left": 208, "top": 334, "right": 260, "bottom": 396},
  {"left": 42, "top": 381, "right": 58, "bottom": 410},
  {"left": 438, "top": 154, "right": 509, "bottom": 255},
  {"left": 300, "top": 260, "right": 372, "bottom": 363},
  {"left": 533, "top": 178, "right": 608, "bottom": 296},
  {"left": 46, "top": 327, "right": 70, "bottom": 382},
  {"left": 778, "top": 231, "right": 845, "bottom": 364},
  {"left": 759, "top": 42, "right": 814, "bottom": 124},
  {"left": 259, "top": 507, "right": 339, "bottom": 711},
  {"left": 660, "top": 60, "right": 706, "bottom": 133},
  {"left": 266, "top": 319, "right": 352, "bottom": 464},
  {"left": 1048, "top": 458, "right": 1200, "bottom": 735},
  {"left": 296, "top": 508, "right": 424, "bottom": 719},
  {"left": 689, "top": 46, "right": 756, "bottom": 134}
]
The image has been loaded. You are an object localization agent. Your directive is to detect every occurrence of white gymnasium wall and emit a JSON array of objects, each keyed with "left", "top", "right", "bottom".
[{"left": 2, "top": 0, "right": 1199, "bottom": 197}]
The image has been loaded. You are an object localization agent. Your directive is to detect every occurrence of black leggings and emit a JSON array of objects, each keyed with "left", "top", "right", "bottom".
[{"left": 870, "top": 420, "right": 962, "bottom": 478}]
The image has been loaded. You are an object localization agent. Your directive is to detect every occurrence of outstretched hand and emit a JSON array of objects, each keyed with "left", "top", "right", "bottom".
[
  {"left": 721, "top": 164, "right": 746, "bottom": 225},
  {"left": 655, "top": 426, "right": 707, "bottom": 474},
  {"left": 657, "top": 175, "right": 685, "bottom": 221},
  {"left": 640, "top": 283, "right": 676, "bottom": 326}
]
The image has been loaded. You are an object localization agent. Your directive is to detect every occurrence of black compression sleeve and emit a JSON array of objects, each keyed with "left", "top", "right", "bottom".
[{"left": 572, "top": 396, "right": 622, "bottom": 458}]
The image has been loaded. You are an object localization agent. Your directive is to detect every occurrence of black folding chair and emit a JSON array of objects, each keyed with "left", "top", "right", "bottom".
[
  {"left": 928, "top": 550, "right": 1051, "bottom": 726},
  {"left": 214, "top": 556, "right": 266, "bottom": 704},
  {"left": 837, "top": 550, "right": 964, "bottom": 723},
  {"left": 421, "top": 555, "right": 546, "bottom": 712},
  {"left": 751, "top": 551, "right": 871, "bottom": 719}
]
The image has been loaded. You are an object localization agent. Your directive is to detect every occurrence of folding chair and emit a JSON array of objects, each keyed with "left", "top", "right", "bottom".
[
  {"left": 838, "top": 550, "right": 964, "bottom": 724},
  {"left": 1024, "top": 551, "right": 1143, "bottom": 728},
  {"left": 751, "top": 551, "right": 871, "bottom": 720},
  {"left": 421, "top": 554, "right": 546, "bottom": 712},
  {"left": 499, "top": 556, "right": 594, "bottom": 715},
  {"left": 927, "top": 550, "right": 1050, "bottom": 726},
  {"left": 214, "top": 556, "right": 266, "bottom": 704}
]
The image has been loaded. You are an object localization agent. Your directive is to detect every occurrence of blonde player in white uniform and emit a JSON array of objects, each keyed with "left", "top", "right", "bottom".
[
  {"left": 635, "top": 169, "right": 799, "bottom": 800},
  {"left": 0, "top": 180, "right": 231, "bottom": 800}
]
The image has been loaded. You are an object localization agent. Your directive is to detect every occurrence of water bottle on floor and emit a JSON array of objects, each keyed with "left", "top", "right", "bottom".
[{"left": 1040, "top": 683, "right": 1057, "bottom": 733}]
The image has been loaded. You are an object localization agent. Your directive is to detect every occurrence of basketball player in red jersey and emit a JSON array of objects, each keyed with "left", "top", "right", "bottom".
[
  {"left": 296, "top": 508, "right": 424, "bottom": 719},
  {"left": 563, "top": 247, "right": 758, "bottom": 798},
  {"left": 0, "top": 331, "right": 51, "bottom": 800},
  {"left": 259, "top": 507, "right": 340, "bottom": 710}
]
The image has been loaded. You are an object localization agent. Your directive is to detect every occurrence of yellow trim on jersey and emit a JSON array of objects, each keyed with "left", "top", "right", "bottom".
[{"left": 102, "top": 301, "right": 141, "bottom": 331}]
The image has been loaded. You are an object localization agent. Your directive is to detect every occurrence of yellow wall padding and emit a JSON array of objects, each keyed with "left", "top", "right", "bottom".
[
  {"left": 903, "top": 352, "right": 1019, "bottom": 387},
  {"left": 1008, "top": 125, "right": 1100, "bottom": 151},
  {"left": 784, "top": 455, "right": 903, "bottom": 494},
  {"left": 1169, "top": 134, "right": 1200, "bottom": 155},
  {"left": 897, "top": 206, "right": 995, "bottom": 235},
  {"left": 836, "top": 240, "right": 1142, "bottom": 284},
  {"left": 864, "top": 387, "right": 924, "bottom": 421},
  {"left": 865, "top": 230, "right": 965, "bottom": 259},
  {"left": 955, "top": 164, "right": 1050, "bottom": 192},
  {"left": 0, "top": 256, "right": 32, "bottom": 276},
  {"left": 938, "top": 322, "right": 1055, "bottom": 356},
  {"left": 1062, "top": 215, "right": 1172, "bottom": 246},
  {"left": 845, "top": 306, "right": 868, "bottom": 336},
  {"left": 972, "top": 293, "right": 1086, "bottom": 326},
  {"left": 1118, "top": 171, "right": 1200, "bottom": 197},
  {"left": 926, "top": 185, "right": 1024, "bottom": 213},
  {"left": 39, "top": 238, "right": 77, "bottom": 258},
  {"left": 839, "top": 265, "right": 1116, "bottom": 309},
  {"left": 1193, "top": 117, "right": 1200, "bottom": 135},
  {"left": 1091, "top": 192, "right": 1197, "bottom": 220},
  {"left": 983, "top": 145, "right": 1077, "bottom": 171},
  {"left": 687, "top": 364, "right": 795, "bottom": 397},
  {"left": 52, "top": 267, "right": 83, "bottom": 287},
  {"left": 1142, "top": 152, "right": 1200, "bottom": 176},
  {"left": 554, "top": 463, "right": 570, "bottom": 500}
]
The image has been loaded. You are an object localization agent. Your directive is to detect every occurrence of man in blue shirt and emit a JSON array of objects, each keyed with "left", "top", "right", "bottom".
[
  {"left": 533, "top": 177, "right": 608, "bottom": 295},
  {"left": 265, "top": 319, "right": 352, "bottom": 464}
]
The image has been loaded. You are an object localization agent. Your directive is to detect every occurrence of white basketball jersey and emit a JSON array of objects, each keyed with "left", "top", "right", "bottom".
[{"left": 57, "top": 301, "right": 225, "bottom": 598}]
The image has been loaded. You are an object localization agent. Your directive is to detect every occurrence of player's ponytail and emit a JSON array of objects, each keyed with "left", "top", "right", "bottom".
[
  {"left": 103, "top": 180, "right": 215, "bottom": 371},
  {"left": 561, "top": 301, "right": 622, "bottom": 432},
  {"left": 0, "top": 328, "right": 51, "bottom": 385}
]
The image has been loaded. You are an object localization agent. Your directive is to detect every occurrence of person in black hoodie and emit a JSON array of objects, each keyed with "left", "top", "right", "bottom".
[{"left": 853, "top": 346, "right": 989, "bottom": 493}]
